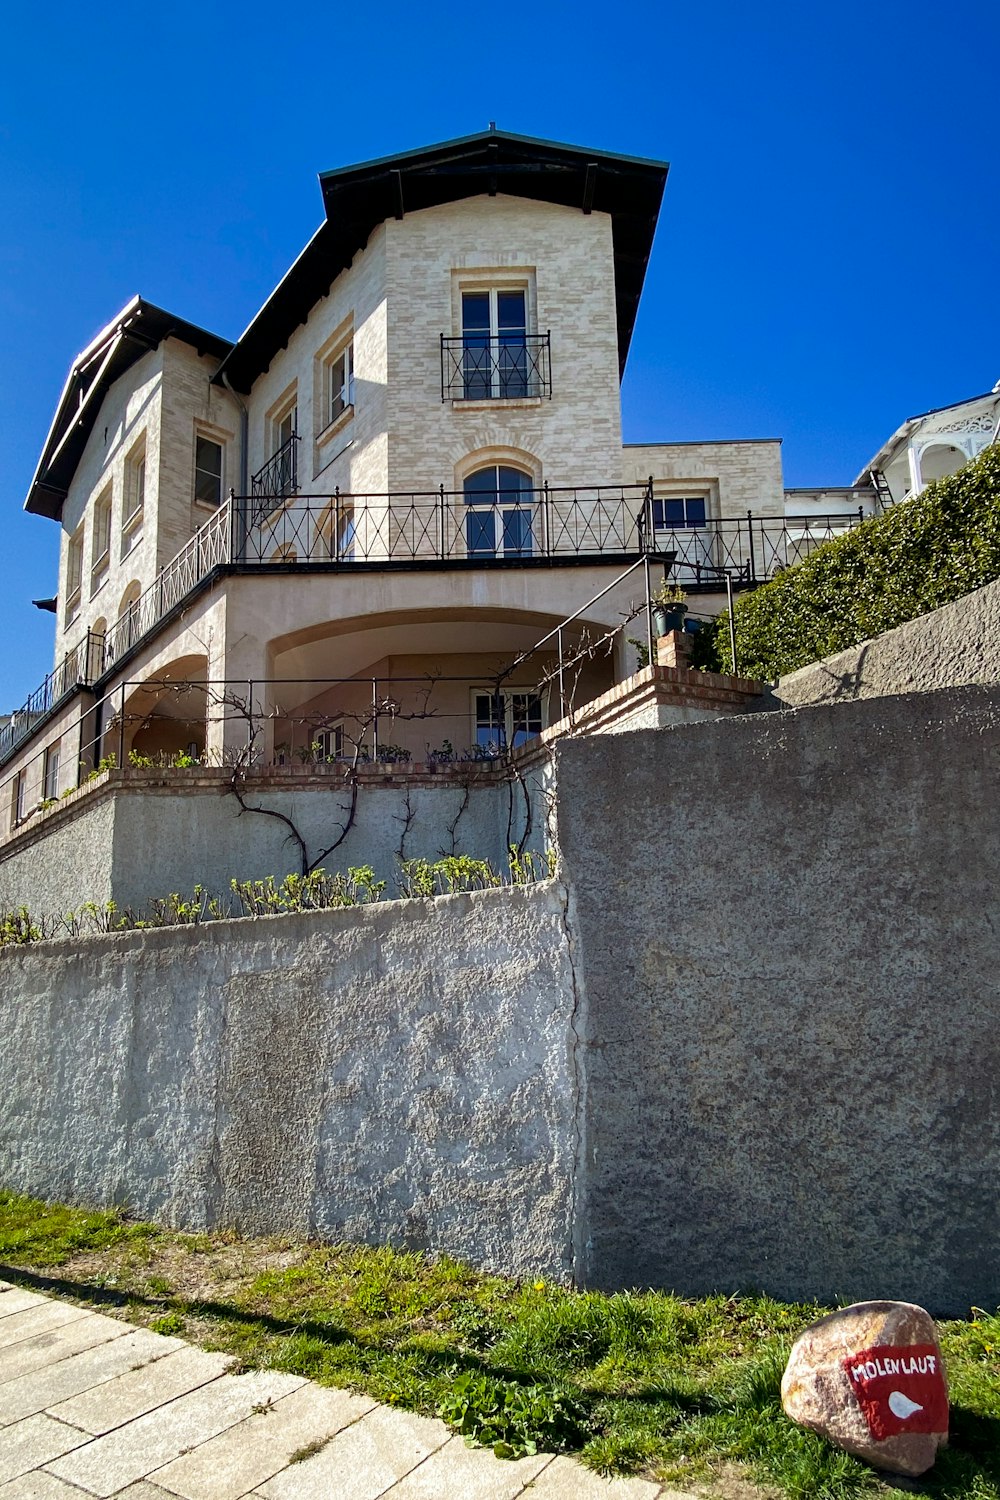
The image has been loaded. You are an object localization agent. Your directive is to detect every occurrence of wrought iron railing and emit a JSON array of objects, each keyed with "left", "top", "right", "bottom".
[
  {"left": 0, "top": 629, "right": 106, "bottom": 763},
  {"left": 0, "top": 488, "right": 867, "bottom": 773},
  {"left": 250, "top": 433, "right": 299, "bottom": 512},
  {"left": 236, "top": 484, "right": 652, "bottom": 564},
  {"left": 100, "top": 502, "right": 231, "bottom": 669},
  {"left": 441, "top": 334, "right": 552, "bottom": 401}
]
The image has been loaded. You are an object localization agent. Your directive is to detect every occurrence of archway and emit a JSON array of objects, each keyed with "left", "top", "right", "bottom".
[{"left": 918, "top": 442, "right": 967, "bottom": 487}]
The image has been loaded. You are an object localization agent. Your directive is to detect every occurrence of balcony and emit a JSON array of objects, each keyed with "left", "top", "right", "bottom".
[
  {"left": 441, "top": 333, "right": 552, "bottom": 402},
  {"left": 250, "top": 432, "right": 299, "bottom": 513},
  {"left": 0, "top": 492, "right": 866, "bottom": 772}
]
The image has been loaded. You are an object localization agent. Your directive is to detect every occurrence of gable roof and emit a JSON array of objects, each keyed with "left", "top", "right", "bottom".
[
  {"left": 25, "top": 297, "right": 233, "bottom": 520},
  {"left": 854, "top": 386, "right": 1000, "bottom": 483},
  {"left": 214, "top": 129, "right": 669, "bottom": 394}
]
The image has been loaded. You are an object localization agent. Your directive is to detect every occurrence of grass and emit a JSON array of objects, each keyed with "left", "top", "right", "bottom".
[{"left": 1, "top": 1188, "right": 998, "bottom": 1498}]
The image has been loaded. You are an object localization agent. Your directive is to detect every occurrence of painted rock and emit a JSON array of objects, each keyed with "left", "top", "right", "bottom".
[{"left": 781, "top": 1300, "right": 948, "bottom": 1477}]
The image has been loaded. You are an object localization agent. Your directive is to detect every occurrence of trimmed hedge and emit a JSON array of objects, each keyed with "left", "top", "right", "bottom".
[{"left": 702, "top": 444, "right": 1000, "bottom": 680}]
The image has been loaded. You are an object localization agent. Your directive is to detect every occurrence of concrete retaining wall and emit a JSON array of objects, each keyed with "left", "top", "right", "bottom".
[
  {"left": 0, "top": 882, "right": 579, "bottom": 1280},
  {"left": 3, "top": 683, "right": 998, "bottom": 1314},
  {"left": 554, "top": 684, "right": 1000, "bottom": 1314},
  {"left": 771, "top": 576, "right": 1000, "bottom": 707},
  {"left": 0, "top": 770, "right": 546, "bottom": 916}
]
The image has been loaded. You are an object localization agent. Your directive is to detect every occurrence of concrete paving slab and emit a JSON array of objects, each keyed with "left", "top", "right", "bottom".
[
  {"left": 112, "top": 1488, "right": 181, "bottom": 1499},
  {"left": 381, "top": 1435, "right": 552, "bottom": 1498},
  {"left": 0, "top": 1305, "right": 90, "bottom": 1353},
  {"left": 0, "top": 1291, "right": 49, "bottom": 1321},
  {"left": 0, "top": 1416, "right": 89, "bottom": 1486},
  {"left": 520, "top": 1456, "right": 665, "bottom": 1497},
  {"left": 47, "top": 1346, "right": 232, "bottom": 1436},
  {"left": 47, "top": 1369, "right": 304, "bottom": 1498},
  {"left": 112, "top": 1488, "right": 180, "bottom": 1499},
  {"left": 0, "top": 1471, "right": 99, "bottom": 1498},
  {"left": 0, "top": 1314, "right": 129, "bottom": 1387},
  {"left": 0, "top": 1329, "right": 185, "bottom": 1428},
  {"left": 255, "top": 1404, "right": 450, "bottom": 1500},
  {"left": 150, "top": 1382, "right": 375, "bottom": 1500}
]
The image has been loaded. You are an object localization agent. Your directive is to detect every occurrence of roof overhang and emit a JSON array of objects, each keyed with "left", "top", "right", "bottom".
[
  {"left": 214, "top": 129, "right": 668, "bottom": 394},
  {"left": 25, "top": 297, "right": 233, "bottom": 521},
  {"left": 854, "top": 388, "right": 1000, "bottom": 483}
]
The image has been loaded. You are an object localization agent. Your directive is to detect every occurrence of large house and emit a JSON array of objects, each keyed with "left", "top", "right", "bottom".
[{"left": 4, "top": 129, "right": 870, "bottom": 831}]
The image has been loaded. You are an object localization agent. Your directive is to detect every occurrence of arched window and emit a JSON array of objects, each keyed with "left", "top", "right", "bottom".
[{"left": 463, "top": 466, "right": 534, "bottom": 558}]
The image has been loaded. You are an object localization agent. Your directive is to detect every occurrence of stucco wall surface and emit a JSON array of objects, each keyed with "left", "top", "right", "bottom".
[
  {"left": 0, "top": 882, "right": 578, "bottom": 1278},
  {"left": 554, "top": 685, "right": 1000, "bottom": 1315},
  {"left": 0, "top": 772, "right": 543, "bottom": 916},
  {"left": 771, "top": 577, "right": 1000, "bottom": 707}
]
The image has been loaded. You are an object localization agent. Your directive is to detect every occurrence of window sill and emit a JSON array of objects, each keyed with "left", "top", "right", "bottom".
[
  {"left": 450, "top": 396, "right": 544, "bottom": 412},
  {"left": 316, "top": 407, "right": 354, "bottom": 451}
]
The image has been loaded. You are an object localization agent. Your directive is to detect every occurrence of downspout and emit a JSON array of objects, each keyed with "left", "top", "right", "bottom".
[
  {"left": 221, "top": 371, "right": 250, "bottom": 564},
  {"left": 220, "top": 372, "right": 249, "bottom": 494}
]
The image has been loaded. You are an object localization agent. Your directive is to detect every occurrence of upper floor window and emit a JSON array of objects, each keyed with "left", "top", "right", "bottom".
[
  {"left": 43, "top": 741, "right": 60, "bottom": 802},
  {"left": 463, "top": 466, "right": 535, "bottom": 558},
  {"left": 194, "top": 435, "right": 224, "bottom": 508},
  {"left": 252, "top": 394, "right": 298, "bottom": 504},
  {"left": 65, "top": 524, "right": 84, "bottom": 625},
  {"left": 443, "top": 279, "right": 550, "bottom": 401},
  {"left": 327, "top": 342, "right": 355, "bottom": 426},
  {"left": 91, "top": 487, "right": 112, "bottom": 595},
  {"left": 11, "top": 769, "right": 26, "bottom": 828},
  {"left": 462, "top": 290, "right": 527, "bottom": 399},
  {"left": 122, "top": 439, "right": 146, "bottom": 556},
  {"left": 652, "top": 496, "right": 708, "bottom": 529}
]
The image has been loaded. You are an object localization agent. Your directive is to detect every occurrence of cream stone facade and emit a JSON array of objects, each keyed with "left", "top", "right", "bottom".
[{"left": 3, "top": 129, "right": 867, "bottom": 845}]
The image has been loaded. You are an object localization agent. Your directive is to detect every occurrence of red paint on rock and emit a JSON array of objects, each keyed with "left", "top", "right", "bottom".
[{"left": 842, "top": 1343, "right": 948, "bottom": 1441}]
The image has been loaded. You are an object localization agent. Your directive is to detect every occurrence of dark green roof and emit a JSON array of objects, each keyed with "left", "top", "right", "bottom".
[{"left": 215, "top": 129, "right": 668, "bottom": 393}]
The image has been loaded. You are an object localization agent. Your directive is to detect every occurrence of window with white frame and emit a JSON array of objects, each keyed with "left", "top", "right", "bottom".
[
  {"left": 327, "top": 342, "right": 355, "bottom": 426},
  {"left": 461, "top": 288, "right": 529, "bottom": 399},
  {"left": 43, "top": 742, "right": 60, "bottom": 801},
  {"left": 91, "top": 487, "right": 112, "bottom": 594},
  {"left": 651, "top": 496, "right": 708, "bottom": 529},
  {"left": 65, "top": 524, "right": 84, "bottom": 625},
  {"left": 11, "top": 770, "right": 26, "bottom": 828},
  {"left": 122, "top": 439, "right": 146, "bottom": 554},
  {"left": 314, "top": 723, "right": 346, "bottom": 761},
  {"left": 472, "top": 690, "right": 543, "bottom": 753},
  {"left": 194, "top": 434, "right": 224, "bottom": 507},
  {"left": 463, "top": 465, "right": 535, "bottom": 558}
]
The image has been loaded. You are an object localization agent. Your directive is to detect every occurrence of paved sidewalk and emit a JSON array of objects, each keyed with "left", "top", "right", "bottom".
[{"left": 0, "top": 1281, "right": 693, "bottom": 1499}]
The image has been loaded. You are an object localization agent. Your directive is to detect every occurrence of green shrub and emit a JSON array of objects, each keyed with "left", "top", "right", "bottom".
[{"left": 709, "top": 445, "right": 1000, "bottom": 680}]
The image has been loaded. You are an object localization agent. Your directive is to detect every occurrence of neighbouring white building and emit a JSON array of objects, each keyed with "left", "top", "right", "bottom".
[
  {"left": 855, "top": 384, "right": 1000, "bottom": 507},
  {"left": 3, "top": 129, "right": 875, "bottom": 838}
]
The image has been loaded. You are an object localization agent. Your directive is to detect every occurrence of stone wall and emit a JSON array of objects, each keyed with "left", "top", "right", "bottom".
[
  {"left": 554, "top": 684, "right": 1000, "bottom": 1315},
  {"left": 3, "top": 680, "right": 998, "bottom": 1315},
  {"left": 0, "top": 883, "right": 578, "bottom": 1279},
  {"left": 770, "top": 576, "right": 1000, "bottom": 708}
]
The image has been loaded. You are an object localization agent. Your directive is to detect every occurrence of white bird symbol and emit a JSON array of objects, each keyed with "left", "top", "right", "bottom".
[{"left": 888, "top": 1391, "right": 924, "bottom": 1420}]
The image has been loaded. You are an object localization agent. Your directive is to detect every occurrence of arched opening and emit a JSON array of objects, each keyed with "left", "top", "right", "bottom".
[
  {"left": 918, "top": 443, "right": 967, "bottom": 487},
  {"left": 270, "top": 542, "right": 297, "bottom": 563},
  {"left": 463, "top": 465, "right": 535, "bottom": 557},
  {"left": 118, "top": 654, "right": 210, "bottom": 765}
]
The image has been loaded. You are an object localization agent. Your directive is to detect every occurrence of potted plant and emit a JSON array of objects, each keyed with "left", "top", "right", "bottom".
[{"left": 651, "top": 582, "right": 688, "bottom": 638}]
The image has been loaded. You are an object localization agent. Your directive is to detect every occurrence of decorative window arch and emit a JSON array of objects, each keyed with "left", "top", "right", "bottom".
[{"left": 463, "top": 464, "right": 535, "bottom": 557}]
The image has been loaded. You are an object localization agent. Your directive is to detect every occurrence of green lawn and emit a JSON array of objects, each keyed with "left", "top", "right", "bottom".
[{"left": 1, "top": 1190, "right": 997, "bottom": 1499}]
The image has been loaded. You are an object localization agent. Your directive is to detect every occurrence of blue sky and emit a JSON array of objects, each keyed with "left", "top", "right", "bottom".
[{"left": 1, "top": 0, "right": 997, "bottom": 706}]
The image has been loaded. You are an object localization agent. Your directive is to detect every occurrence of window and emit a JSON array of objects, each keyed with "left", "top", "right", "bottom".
[
  {"left": 652, "top": 496, "right": 707, "bottom": 529},
  {"left": 91, "top": 488, "right": 112, "bottom": 594},
  {"left": 65, "top": 525, "right": 84, "bottom": 624},
  {"left": 43, "top": 743, "right": 60, "bottom": 801},
  {"left": 473, "top": 690, "right": 543, "bottom": 753},
  {"left": 463, "top": 466, "right": 535, "bottom": 558},
  {"left": 315, "top": 724, "right": 345, "bottom": 761},
  {"left": 122, "top": 440, "right": 146, "bottom": 555},
  {"left": 194, "top": 435, "right": 224, "bottom": 507},
  {"left": 462, "top": 289, "right": 528, "bottom": 399},
  {"left": 11, "top": 770, "right": 26, "bottom": 828},
  {"left": 328, "top": 343, "right": 355, "bottom": 425}
]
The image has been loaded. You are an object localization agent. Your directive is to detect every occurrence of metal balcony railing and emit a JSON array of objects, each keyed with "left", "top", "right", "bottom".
[
  {"left": 441, "top": 334, "right": 552, "bottom": 401},
  {"left": 0, "top": 629, "right": 106, "bottom": 763},
  {"left": 250, "top": 433, "right": 299, "bottom": 513}
]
